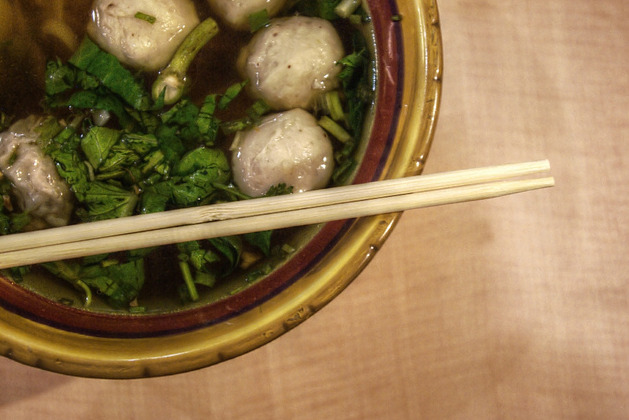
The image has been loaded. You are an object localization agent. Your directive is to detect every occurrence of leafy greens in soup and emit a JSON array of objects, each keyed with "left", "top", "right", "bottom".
[{"left": 0, "top": 0, "right": 374, "bottom": 311}]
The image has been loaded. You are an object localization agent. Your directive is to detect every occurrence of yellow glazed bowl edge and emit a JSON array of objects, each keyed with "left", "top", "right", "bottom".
[{"left": 0, "top": 0, "right": 442, "bottom": 378}]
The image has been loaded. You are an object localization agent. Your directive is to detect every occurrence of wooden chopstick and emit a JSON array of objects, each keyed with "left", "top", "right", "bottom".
[
  {"left": 0, "top": 161, "right": 553, "bottom": 269},
  {"left": 0, "top": 160, "right": 551, "bottom": 254}
]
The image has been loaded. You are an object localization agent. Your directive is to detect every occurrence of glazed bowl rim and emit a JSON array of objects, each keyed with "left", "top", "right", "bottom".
[{"left": 0, "top": 0, "right": 442, "bottom": 378}]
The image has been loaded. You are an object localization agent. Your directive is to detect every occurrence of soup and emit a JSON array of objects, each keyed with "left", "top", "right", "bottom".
[{"left": 0, "top": 0, "right": 375, "bottom": 312}]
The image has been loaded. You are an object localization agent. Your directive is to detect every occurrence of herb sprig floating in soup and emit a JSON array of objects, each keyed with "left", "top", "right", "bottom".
[{"left": 0, "top": 0, "right": 375, "bottom": 311}]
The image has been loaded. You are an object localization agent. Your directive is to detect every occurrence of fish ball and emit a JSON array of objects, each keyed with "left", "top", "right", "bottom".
[
  {"left": 0, "top": 116, "right": 74, "bottom": 228},
  {"left": 207, "top": 0, "right": 288, "bottom": 30},
  {"left": 87, "top": 0, "right": 200, "bottom": 71},
  {"left": 237, "top": 16, "right": 345, "bottom": 110},
  {"left": 231, "top": 109, "right": 334, "bottom": 197}
]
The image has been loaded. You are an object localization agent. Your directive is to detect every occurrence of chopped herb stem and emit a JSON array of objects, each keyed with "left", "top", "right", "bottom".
[
  {"left": 128, "top": 306, "right": 146, "bottom": 314},
  {"left": 152, "top": 18, "right": 219, "bottom": 104},
  {"left": 324, "top": 91, "right": 345, "bottom": 121},
  {"left": 318, "top": 116, "right": 352, "bottom": 143},
  {"left": 179, "top": 261, "right": 199, "bottom": 301},
  {"left": 134, "top": 12, "right": 157, "bottom": 24},
  {"left": 335, "top": 0, "right": 363, "bottom": 18},
  {"left": 76, "top": 279, "right": 92, "bottom": 307}
]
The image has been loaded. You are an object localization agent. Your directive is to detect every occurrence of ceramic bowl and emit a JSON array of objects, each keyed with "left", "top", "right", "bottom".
[{"left": 0, "top": 0, "right": 442, "bottom": 378}]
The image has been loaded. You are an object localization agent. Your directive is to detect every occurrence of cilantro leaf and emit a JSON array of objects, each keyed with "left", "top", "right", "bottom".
[
  {"left": 69, "top": 37, "right": 152, "bottom": 110},
  {"left": 44, "top": 260, "right": 145, "bottom": 309},
  {"left": 208, "top": 236, "right": 242, "bottom": 276},
  {"left": 80, "top": 126, "right": 121, "bottom": 170},
  {"left": 76, "top": 182, "right": 138, "bottom": 222}
]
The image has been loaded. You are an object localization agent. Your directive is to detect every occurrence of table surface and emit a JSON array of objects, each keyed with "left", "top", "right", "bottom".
[{"left": 2, "top": 1, "right": 628, "bottom": 419}]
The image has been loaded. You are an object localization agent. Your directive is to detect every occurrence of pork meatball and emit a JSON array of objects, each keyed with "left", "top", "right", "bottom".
[
  {"left": 0, "top": 116, "right": 73, "bottom": 228},
  {"left": 87, "top": 0, "right": 200, "bottom": 71},
  {"left": 207, "top": 0, "right": 288, "bottom": 30},
  {"left": 231, "top": 109, "right": 334, "bottom": 197},
  {"left": 237, "top": 16, "right": 345, "bottom": 111}
]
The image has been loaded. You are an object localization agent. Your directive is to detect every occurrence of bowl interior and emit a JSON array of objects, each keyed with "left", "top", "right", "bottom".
[{"left": 0, "top": 0, "right": 442, "bottom": 377}]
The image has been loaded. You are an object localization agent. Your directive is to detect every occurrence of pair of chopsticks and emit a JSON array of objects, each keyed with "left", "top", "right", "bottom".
[{"left": 0, "top": 160, "right": 554, "bottom": 269}]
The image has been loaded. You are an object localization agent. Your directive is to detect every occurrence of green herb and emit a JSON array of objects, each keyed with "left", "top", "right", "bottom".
[
  {"left": 134, "top": 12, "right": 157, "bottom": 24},
  {"left": 76, "top": 181, "right": 138, "bottom": 222},
  {"left": 97, "top": 145, "right": 143, "bottom": 180},
  {"left": 334, "top": 0, "right": 362, "bottom": 18},
  {"left": 121, "top": 132, "right": 159, "bottom": 155},
  {"left": 176, "top": 240, "right": 220, "bottom": 301},
  {"left": 43, "top": 259, "right": 145, "bottom": 308},
  {"left": 317, "top": 90, "right": 345, "bottom": 122},
  {"left": 178, "top": 258, "right": 199, "bottom": 301},
  {"left": 69, "top": 37, "right": 152, "bottom": 110},
  {"left": 281, "top": 243, "right": 296, "bottom": 254},
  {"left": 210, "top": 182, "right": 251, "bottom": 201},
  {"left": 69, "top": 90, "right": 137, "bottom": 130},
  {"left": 330, "top": 36, "right": 375, "bottom": 184},
  {"left": 294, "top": 0, "right": 342, "bottom": 20},
  {"left": 331, "top": 155, "right": 357, "bottom": 184},
  {"left": 0, "top": 267, "right": 30, "bottom": 284},
  {"left": 128, "top": 306, "right": 146, "bottom": 314},
  {"left": 248, "top": 9, "right": 271, "bottom": 32},
  {"left": 82, "top": 259, "right": 145, "bottom": 308},
  {"left": 348, "top": 14, "right": 362, "bottom": 25},
  {"left": 218, "top": 80, "right": 248, "bottom": 110},
  {"left": 0, "top": 201, "right": 31, "bottom": 235},
  {"left": 318, "top": 115, "right": 352, "bottom": 143},
  {"left": 209, "top": 236, "right": 242, "bottom": 276},
  {"left": 34, "top": 116, "right": 65, "bottom": 151},
  {"left": 45, "top": 60, "right": 79, "bottom": 96},
  {"left": 264, "top": 183, "right": 294, "bottom": 197},
  {"left": 45, "top": 42, "right": 152, "bottom": 130},
  {"left": 152, "top": 18, "right": 219, "bottom": 104},
  {"left": 80, "top": 126, "right": 121, "bottom": 170},
  {"left": 221, "top": 99, "right": 271, "bottom": 135},
  {"left": 47, "top": 127, "right": 90, "bottom": 200},
  {"left": 244, "top": 231, "right": 273, "bottom": 256},
  {"left": 197, "top": 95, "right": 220, "bottom": 145}
]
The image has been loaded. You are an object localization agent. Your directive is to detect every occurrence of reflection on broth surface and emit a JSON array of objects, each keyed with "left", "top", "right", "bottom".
[{"left": 0, "top": 0, "right": 375, "bottom": 311}]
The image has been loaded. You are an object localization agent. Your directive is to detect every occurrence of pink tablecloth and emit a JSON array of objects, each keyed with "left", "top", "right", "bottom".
[{"left": 1, "top": 1, "right": 628, "bottom": 418}]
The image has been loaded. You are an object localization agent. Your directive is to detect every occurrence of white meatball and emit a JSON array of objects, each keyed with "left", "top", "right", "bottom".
[
  {"left": 237, "top": 16, "right": 345, "bottom": 110},
  {"left": 231, "top": 109, "right": 334, "bottom": 197},
  {"left": 207, "top": 0, "right": 288, "bottom": 30},
  {"left": 0, "top": 116, "right": 73, "bottom": 228},
  {"left": 87, "top": 0, "right": 200, "bottom": 71}
]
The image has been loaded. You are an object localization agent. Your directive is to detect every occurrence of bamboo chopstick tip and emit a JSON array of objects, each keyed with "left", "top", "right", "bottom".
[{"left": 0, "top": 160, "right": 557, "bottom": 267}]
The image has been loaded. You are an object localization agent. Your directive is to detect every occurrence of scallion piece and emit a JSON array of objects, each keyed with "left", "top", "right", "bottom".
[
  {"left": 324, "top": 91, "right": 345, "bottom": 122},
  {"left": 335, "top": 0, "right": 362, "bottom": 19},
  {"left": 318, "top": 116, "right": 352, "bottom": 143},
  {"left": 152, "top": 18, "right": 219, "bottom": 104},
  {"left": 134, "top": 12, "right": 156, "bottom": 24},
  {"left": 179, "top": 260, "right": 199, "bottom": 301}
]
